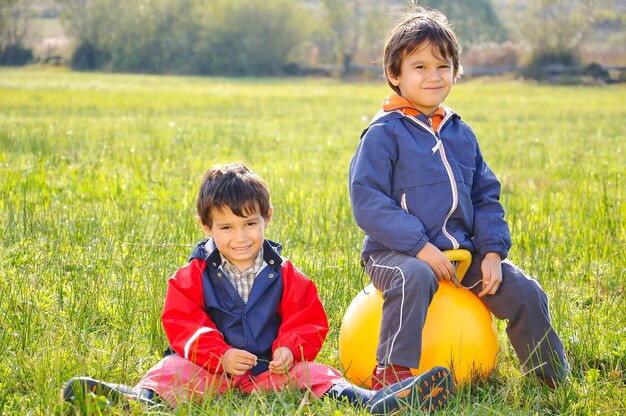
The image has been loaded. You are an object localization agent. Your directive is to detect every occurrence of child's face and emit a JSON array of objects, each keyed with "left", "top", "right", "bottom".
[
  {"left": 202, "top": 204, "right": 272, "bottom": 272},
  {"left": 387, "top": 42, "right": 453, "bottom": 116}
]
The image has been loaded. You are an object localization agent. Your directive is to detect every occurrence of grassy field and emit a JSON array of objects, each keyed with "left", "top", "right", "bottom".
[{"left": 0, "top": 68, "right": 624, "bottom": 415}]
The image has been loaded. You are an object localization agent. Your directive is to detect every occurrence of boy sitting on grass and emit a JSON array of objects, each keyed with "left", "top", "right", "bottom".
[
  {"left": 349, "top": 7, "right": 569, "bottom": 389},
  {"left": 64, "top": 162, "right": 454, "bottom": 414}
]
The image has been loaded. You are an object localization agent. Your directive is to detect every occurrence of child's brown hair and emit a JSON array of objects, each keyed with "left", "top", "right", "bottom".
[
  {"left": 196, "top": 162, "right": 271, "bottom": 228},
  {"left": 383, "top": 7, "right": 463, "bottom": 94}
]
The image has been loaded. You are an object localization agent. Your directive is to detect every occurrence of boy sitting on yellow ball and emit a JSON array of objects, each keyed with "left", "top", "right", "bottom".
[{"left": 348, "top": 6, "right": 569, "bottom": 389}]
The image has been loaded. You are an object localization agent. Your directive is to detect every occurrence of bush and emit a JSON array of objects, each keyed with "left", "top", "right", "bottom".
[
  {"left": 522, "top": 54, "right": 614, "bottom": 84},
  {"left": 190, "top": 0, "right": 312, "bottom": 76},
  {"left": 523, "top": 51, "right": 580, "bottom": 81},
  {"left": 70, "top": 42, "right": 111, "bottom": 71},
  {"left": 582, "top": 63, "right": 611, "bottom": 83},
  {"left": 0, "top": 45, "right": 33, "bottom": 66},
  {"left": 529, "top": 51, "right": 580, "bottom": 68}
]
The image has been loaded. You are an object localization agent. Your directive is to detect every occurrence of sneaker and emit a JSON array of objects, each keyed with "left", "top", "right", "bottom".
[
  {"left": 371, "top": 365, "right": 414, "bottom": 390},
  {"left": 63, "top": 376, "right": 155, "bottom": 409},
  {"left": 365, "top": 366, "right": 454, "bottom": 415}
]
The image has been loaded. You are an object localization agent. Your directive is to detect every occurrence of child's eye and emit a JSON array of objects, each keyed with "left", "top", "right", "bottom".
[
  {"left": 439, "top": 64, "right": 451, "bottom": 69},
  {"left": 246, "top": 221, "right": 257, "bottom": 227}
]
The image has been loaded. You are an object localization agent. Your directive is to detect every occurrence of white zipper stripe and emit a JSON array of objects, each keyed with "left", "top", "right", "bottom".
[
  {"left": 400, "top": 111, "right": 459, "bottom": 249},
  {"left": 438, "top": 144, "right": 460, "bottom": 249}
]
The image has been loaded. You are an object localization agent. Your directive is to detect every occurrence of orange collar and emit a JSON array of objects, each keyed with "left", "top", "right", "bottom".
[{"left": 383, "top": 94, "right": 445, "bottom": 132}]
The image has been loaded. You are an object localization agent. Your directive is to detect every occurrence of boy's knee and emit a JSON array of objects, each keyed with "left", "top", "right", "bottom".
[
  {"left": 368, "top": 254, "right": 437, "bottom": 294},
  {"left": 521, "top": 279, "right": 549, "bottom": 306},
  {"left": 400, "top": 259, "right": 438, "bottom": 293},
  {"left": 502, "top": 264, "right": 548, "bottom": 304}
]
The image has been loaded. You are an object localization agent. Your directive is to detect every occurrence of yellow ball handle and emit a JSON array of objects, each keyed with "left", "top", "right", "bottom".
[{"left": 443, "top": 249, "right": 472, "bottom": 283}]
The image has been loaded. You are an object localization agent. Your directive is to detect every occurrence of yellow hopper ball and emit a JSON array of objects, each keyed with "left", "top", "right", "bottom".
[{"left": 338, "top": 249, "right": 498, "bottom": 387}]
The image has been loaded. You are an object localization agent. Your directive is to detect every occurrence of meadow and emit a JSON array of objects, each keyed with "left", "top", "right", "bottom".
[{"left": 0, "top": 68, "right": 624, "bottom": 415}]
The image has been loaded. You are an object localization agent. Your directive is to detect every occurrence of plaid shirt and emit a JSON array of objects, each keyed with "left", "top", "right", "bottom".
[{"left": 220, "top": 248, "right": 264, "bottom": 303}]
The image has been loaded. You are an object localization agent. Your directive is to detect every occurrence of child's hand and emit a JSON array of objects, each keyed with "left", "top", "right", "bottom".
[
  {"left": 417, "top": 242, "right": 455, "bottom": 282},
  {"left": 478, "top": 252, "right": 502, "bottom": 297},
  {"left": 221, "top": 348, "right": 257, "bottom": 376},
  {"left": 269, "top": 347, "right": 294, "bottom": 375}
]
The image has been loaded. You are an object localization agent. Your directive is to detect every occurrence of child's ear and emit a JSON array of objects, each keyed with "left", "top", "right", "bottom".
[
  {"left": 198, "top": 217, "right": 212, "bottom": 236},
  {"left": 386, "top": 68, "right": 400, "bottom": 87},
  {"left": 264, "top": 206, "right": 273, "bottom": 228}
]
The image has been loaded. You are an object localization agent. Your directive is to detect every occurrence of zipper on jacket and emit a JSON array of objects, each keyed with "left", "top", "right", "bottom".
[
  {"left": 393, "top": 110, "right": 460, "bottom": 250},
  {"left": 427, "top": 116, "right": 460, "bottom": 249}
]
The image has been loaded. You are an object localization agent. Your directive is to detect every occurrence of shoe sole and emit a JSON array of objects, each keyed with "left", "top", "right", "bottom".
[
  {"left": 64, "top": 376, "right": 157, "bottom": 409},
  {"left": 64, "top": 377, "right": 122, "bottom": 405},
  {"left": 367, "top": 366, "right": 453, "bottom": 415}
]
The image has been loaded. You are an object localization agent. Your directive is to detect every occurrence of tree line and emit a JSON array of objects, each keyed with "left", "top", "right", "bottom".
[{"left": 0, "top": 0, "right": 617, "bottom": 78}]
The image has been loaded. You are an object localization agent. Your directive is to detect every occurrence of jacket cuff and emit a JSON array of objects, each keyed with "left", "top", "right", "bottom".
[
  {"left": 203, "top": 346, "right": 231, "bottom": 374},
  {"left": 478, "top": 244, "right": 508, "bottom": 260},
  {"left": 408, "top": 237, "right": 429, "bottom": 258}
]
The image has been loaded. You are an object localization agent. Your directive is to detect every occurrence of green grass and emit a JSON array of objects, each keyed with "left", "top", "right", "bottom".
[{"left": 0, "top": 67, "right": 624, "bottom": 415}]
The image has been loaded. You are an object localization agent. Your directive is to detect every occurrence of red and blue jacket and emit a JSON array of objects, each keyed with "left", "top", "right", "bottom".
[
  {"left": 161, "top": 238, "right": 328, "bottom": 375},
  {"left": 349, "top": 94, "right": 512, "bottom": 260}
]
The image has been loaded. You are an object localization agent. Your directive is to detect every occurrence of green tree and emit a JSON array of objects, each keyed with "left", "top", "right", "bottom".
[
  {"left": 417, "top": 0, "right": 508, "bottom": 44},
  {"left": 318, "top": 0, "right": 393, "bottom": 76},
  {"left": 56, "top": 0, "right": 116, "bottom": 69},
  {"left": 57, "top": 0, "right": 311, "bottom": 75},
  {"left": 0, "top": 0, "right": 35, "bottom": 65},
  {"left": 320, "top": 0, "right": 362, "bottom": 75},
  {"left": 506, "top": 0, "right": 612, "bottom": 70},
  {"left": 104, "top": 0, "right": 199, "bottom": 73},
  {"left": 192, "top": 0, "right": 312, "bottom": 76}
]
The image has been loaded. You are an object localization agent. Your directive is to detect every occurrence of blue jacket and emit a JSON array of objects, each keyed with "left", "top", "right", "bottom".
[
  {"left": 194, "top": 239, "right": 283, "bottom": 375},
  {"left": 349, "top": 103, "right": 511, "bottom": 260}
]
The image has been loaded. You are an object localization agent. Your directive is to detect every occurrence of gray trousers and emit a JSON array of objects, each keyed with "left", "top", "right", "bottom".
[{"left": 365, "top": 250, "right": 569, "bottom": 382}]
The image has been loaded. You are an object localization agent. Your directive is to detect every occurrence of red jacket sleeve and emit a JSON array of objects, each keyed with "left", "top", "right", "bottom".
[
  {"left": 272, "top": 260, "right": 329, "bottom": 362},
  {"left": 161, "top": 259, "right": 230, "bottom": 373}
]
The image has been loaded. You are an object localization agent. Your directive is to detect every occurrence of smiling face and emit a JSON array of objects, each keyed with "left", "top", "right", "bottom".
[
  {"left": 387, "top": 42, "right": 454, "bottom": 116},
  {"left": 202, "top": 204, "right": 272, "bottom": 272}
]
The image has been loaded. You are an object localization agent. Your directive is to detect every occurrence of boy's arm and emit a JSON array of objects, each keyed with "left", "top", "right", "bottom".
[
  {"left": 471, "top": 144, "right": 512, "bottom": 259},
  {"left": 161, "top": 260, "right": 231, "bottom": 373},
  {"left": 349, "top": 124, "right": 429, "bottom": 257},
  {"left": 272, "top": 260, "right": 329, "bottom": 362}
]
